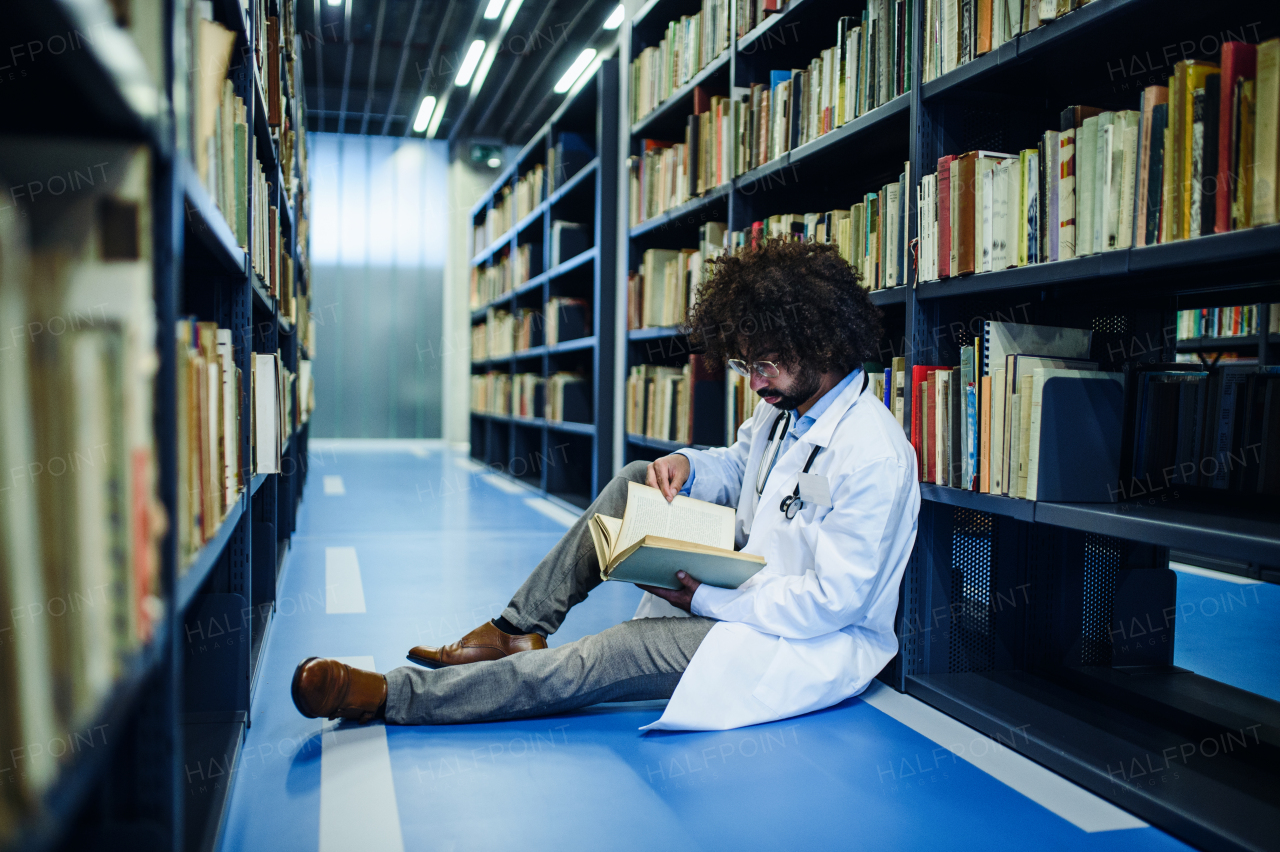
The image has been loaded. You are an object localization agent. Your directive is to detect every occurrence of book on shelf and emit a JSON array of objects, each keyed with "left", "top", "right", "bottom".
[
  {"left": 923, "top": 0, "right": 1105, "bottom": 83},
  {"left": 546, "top": 297, "right": 591, "bottom": 345},
  {"left": 551, "top": 220, "right": 591, "bottom": 265},
  {"left": 630, "top": 0, "right": 731, "bottom": 123},
  {"left": 590, "top": 483, "right": 765, "bottom": 590},
  {"left": 722, "top": 167, "right": 910, "bottom": 290},
  {"left": 548, "top": 131, "right": 594, "bottom": 191},
  {"left": 251, "top": 353, "right": 281, "bottom": 475},
  {"left": 1177, "top": 305, "right": 1263, "bottom": 340},
  {"left": 546, "top": 372, "right": 590, "bottom": 422},
  {"left": 0, "top": 144, "right": 166, "bottom": 815},
  {"left": 515, "top": 164, "right": 546, "bottom": 220},
  {"left": 513, "top": 373, "right": 545, "bottom": 418},
  {"left": 1120, "top": 362, "right": 1280, "bottom": 496},
  {"left": 471, "top": 371, "right": 514, "bottom": 415},
  {"left": 177, "top": 319, "right": 244, "bottom": 561},
  {"left": 470, "top": 249, "right": 515, "bottom": 308}
]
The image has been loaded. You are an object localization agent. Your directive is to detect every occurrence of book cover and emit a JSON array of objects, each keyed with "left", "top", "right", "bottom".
[{"left": 1216, "top": 43, "right": 1257, "bottom": 232}]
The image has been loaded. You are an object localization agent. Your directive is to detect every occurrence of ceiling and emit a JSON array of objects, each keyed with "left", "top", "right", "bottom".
[{"left": 298, "top": 0, "right": 620, "bottom": 146}]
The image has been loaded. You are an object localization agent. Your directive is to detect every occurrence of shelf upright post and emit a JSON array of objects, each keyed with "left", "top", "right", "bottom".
[{"left": 595, "top": 57, "right": 620, "bottom": 496}]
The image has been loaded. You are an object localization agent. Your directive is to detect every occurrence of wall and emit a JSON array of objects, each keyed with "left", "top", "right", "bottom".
[{"left": 307, "top": 132, "right": 448, "bottom": 438}]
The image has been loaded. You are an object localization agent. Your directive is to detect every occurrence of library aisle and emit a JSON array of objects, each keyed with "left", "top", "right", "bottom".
[{"left": 218, "top": 443, "right": 1194, "bottom": 852}]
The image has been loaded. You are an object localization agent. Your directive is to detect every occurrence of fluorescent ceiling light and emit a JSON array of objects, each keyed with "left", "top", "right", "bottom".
[
  {"left": 603, "top": 4, "right": 625, "bottom": 29},
  {"left": 483, "top": 0, "right": 505, "bottom": 18},
  {"left": 553, "top": 48, "right": 597, "bottom": 93},
  {"left": 487, "top": 156, "right": 501, "bottom": 167},
  {"left": 455, "top": 40, "right": 485, "bottom": 86},
  {"left": 470, "top": 41, "right": 498, "bottom": 94},
  {"left": 326, "top": 0, "right": 342, "bottom": 6},
  {"left": 412, "top": 95, "right": 437, "bottom": 133},
  {"left": 427, "top": 97, "right": 447, "bottom": 137}
]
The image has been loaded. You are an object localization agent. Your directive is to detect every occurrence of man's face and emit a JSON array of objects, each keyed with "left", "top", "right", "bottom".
[{"left": 749, "top": 352, "right": 822, "bottom": 411}]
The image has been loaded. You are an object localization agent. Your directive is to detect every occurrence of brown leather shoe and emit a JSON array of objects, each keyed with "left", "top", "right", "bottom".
[
  {"left": 407, "top": 621, "right": 546, "bottom": 668},
  {"left": 291, "top": 657, "right": 388, "bottom": 723}
]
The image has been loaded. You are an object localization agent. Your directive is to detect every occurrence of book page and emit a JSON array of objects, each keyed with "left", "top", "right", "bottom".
[
  {"left": 667, "top": 494, "right": 735, "bottom": 550},
  {"left": 615, "top": 482, "right": 735, "bottom": 557},
  {"left": 617, "top": 482, "right": 673, "bottom": 553}
]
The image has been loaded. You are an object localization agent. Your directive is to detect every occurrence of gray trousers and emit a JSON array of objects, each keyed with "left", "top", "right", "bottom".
[{"left": 384, "top": 461, "right": 716, "bottom": 725}]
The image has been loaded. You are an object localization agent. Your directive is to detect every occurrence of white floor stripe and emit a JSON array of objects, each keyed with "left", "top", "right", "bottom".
[
  {"left": 860, "top": 681, "right": 1147, "bottom": 833},
  {"left": 453, "top": 457, "right": 483, "bottom": 471},
  {"left": 524, "top": 497, "right": 581, "bottom": 527},
  {"left": 482, "top": 473, "right": 527, "bottom": 495},
  {"left": 324, "top": 547, "right": 367, "bottom": 614},
  {"left": 319, "top": 656, "right": 404, "bottom": 852},
  {"left": 1169, "top": 561, "right": 1260, "bottom": 584},
  {"left": 322, "top": 476, "right": 345, "bottom": 495},
  {"left": 310, "top": 438, "right": 449, "bottom": 452}
]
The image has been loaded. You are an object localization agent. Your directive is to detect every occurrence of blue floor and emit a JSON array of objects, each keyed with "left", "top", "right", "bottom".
[
  {"left": 1172, "top": 568, "right": 1280, "bottom": 702},
  {"left": 218, "top": 443, "right": 1195, "bottom": 852}
]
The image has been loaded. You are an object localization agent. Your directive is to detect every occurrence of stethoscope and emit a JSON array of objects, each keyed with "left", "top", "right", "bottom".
[{"left": 756, "top": 371, "right": 867, "bottom": 520}]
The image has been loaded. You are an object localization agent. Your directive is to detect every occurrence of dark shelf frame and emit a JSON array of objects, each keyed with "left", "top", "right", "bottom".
[
  {"left": 3, "top": 3, "right": 313, "bottom": 850},
  {"left": 620, "top": 2, "right": 1280, "bottom": 850},
  {"left": 469, "top": 60, "right": 619, "bottom": 508}
]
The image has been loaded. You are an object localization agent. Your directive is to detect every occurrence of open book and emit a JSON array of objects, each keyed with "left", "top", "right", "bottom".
[{"left": 589, "top": 482, "right": 766, "bottom": 590}]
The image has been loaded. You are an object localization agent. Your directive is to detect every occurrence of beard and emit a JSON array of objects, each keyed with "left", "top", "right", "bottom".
[{"left": 757, "top": 364, "right": 823, "bottom": 411}]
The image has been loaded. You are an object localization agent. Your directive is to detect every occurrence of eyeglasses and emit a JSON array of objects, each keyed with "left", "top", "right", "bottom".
[{"left": 727, "top": 359, "right": 781, "bottom": 379}]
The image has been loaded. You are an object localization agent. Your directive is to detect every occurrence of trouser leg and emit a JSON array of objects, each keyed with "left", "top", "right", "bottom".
[
  {"left": 384, "top": 615, "right": 716, "bottom": 724},
  {"left": 500, "top": 459, "right": 650, "bottom": 636}
]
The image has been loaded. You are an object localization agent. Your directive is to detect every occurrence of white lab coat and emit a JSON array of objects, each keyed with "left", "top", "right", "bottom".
[{"left": 634, "top": 372, "right": 920, "bottom": 731}]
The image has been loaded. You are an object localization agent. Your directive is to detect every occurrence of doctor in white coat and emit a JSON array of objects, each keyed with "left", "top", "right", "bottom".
[{"left": 289, "top": 238, "right": 920, "bottom": 733}]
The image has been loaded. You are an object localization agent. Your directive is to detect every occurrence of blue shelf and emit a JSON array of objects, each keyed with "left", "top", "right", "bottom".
[
  {"left": 629, "top": 182, "right": 732, "bottom": 238},
  {"left": 629, "top": 51, "right": 730, "bottom": 139},
  {"left": 177, "top": 496, "right": 246, "bottom": 612},
  {"left": 628, "top": 325, "right": 684, "bottom": 340},
  {"left": 181, "top": 158, "right": 245, "bottom": 275}
]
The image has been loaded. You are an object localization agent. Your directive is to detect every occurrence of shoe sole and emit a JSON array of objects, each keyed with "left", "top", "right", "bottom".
[
  {"left": 405, "top": 652, "right": 448, "bottom": 669},
  {"left": 292, "top": 656, "right": 321, "bottom": 716}
]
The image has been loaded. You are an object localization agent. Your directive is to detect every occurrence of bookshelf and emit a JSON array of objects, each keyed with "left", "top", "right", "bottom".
[
  {"left": 468, "top": 59, "right": 620, "bottom": 510},
  {"left": 3, "top": 0, "right": 311, "bottom": 850},
  {"left": 615, "top": 0, "right": 1279, "bottom": 849},
  {"left": 895, "top": 1, "right": 1280, "bottom": 850},
  {"left": 621, "top": 0, "right": 914, "bottom": 464}
]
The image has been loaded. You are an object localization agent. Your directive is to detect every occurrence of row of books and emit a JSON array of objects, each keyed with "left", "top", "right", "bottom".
[
  {"left": 0, "top": 146, "right": 165, "bottom": 829},
  {"left": 630, "top": 0, "right": 731, "bottom": 124},
  {"left": 473, "top": 372, "right": 513, "bottom": 415},
  {"left": 911, "top": 322, "right": 1100, "bottom": 498},
  {"left": 471, "top": 372, "right": 590, "bottom": 422},
  {"left": 175, "top": 321, "right": 242, "bottom": 566},
  {"left": 1177, "top": 305, "right": 1279, "bottom": 341},
  {"left": 629, "top": 93, "right": 737, "bottom": 224},
  {"left": 546, "top": 297, "right": 591, "bottom": 345},
  {"left": 470, "top": 252, "right": 515, "bottom": 308},
  {"left": 627, "top": 235, "right": 722, "bottom": 329},
  {"left": 627, "top": 364, "right": 695, "bottom": 444},
  {"left": 1127, "top": 364, "right": 1280, "bottom": 495},
  {"left": 918, "top": 41, "right": 1280, "bottom": 281},
  {"left": 483, "top": 184, "right": 516, "bottom": 252},
  {"left": 515, "top": 164, "right": 546, "bottom": 221},
  {"left": 723, "top": 174, "right": 912, "bottom": 289},
  {"left": 921, "top": 0, "right": 1095, "bottom": 85}
]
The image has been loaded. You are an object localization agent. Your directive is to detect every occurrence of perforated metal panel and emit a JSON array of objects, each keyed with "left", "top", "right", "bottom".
[
  {"left": 948, "top": 508, "right": 997, "bottom": 673},
  {"left": 1082, "top": 532, "right": 1123, "bottom": 665}
]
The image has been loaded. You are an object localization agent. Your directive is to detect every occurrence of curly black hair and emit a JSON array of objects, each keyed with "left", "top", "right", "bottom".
[{"left": 685, "top": 237, "right": 883, "bottom": 374}]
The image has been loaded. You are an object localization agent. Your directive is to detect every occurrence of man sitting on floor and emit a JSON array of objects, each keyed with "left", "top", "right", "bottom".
[{"left": 291, "top": 238, "right": 921, "bottom": 732}]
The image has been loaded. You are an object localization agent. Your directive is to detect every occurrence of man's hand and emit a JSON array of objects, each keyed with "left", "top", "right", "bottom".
[
  {"left": 637, "top": 571, "right": 703, "bottom": 613},
  {"left": 646, "top": 453, "right": 691, "bottom": 502}
]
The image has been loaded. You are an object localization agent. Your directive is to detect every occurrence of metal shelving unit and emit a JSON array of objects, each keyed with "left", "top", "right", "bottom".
[
  {"left": 468, "top": 59, "right": 619, "bottom": 509},
  {"left": 2, "top": 0, "right": 312, "bottom": 849},
  {"left": 892, "top": 2, "right": 1280, "bottom": 850},
  {"left": 620, "top": 0, "right": 913, "bottom": 464}
]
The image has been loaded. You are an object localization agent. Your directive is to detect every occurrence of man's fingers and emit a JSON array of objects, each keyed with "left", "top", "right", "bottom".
[{"left": 645, "top": 463, "right": 659, "bottom": 490}]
